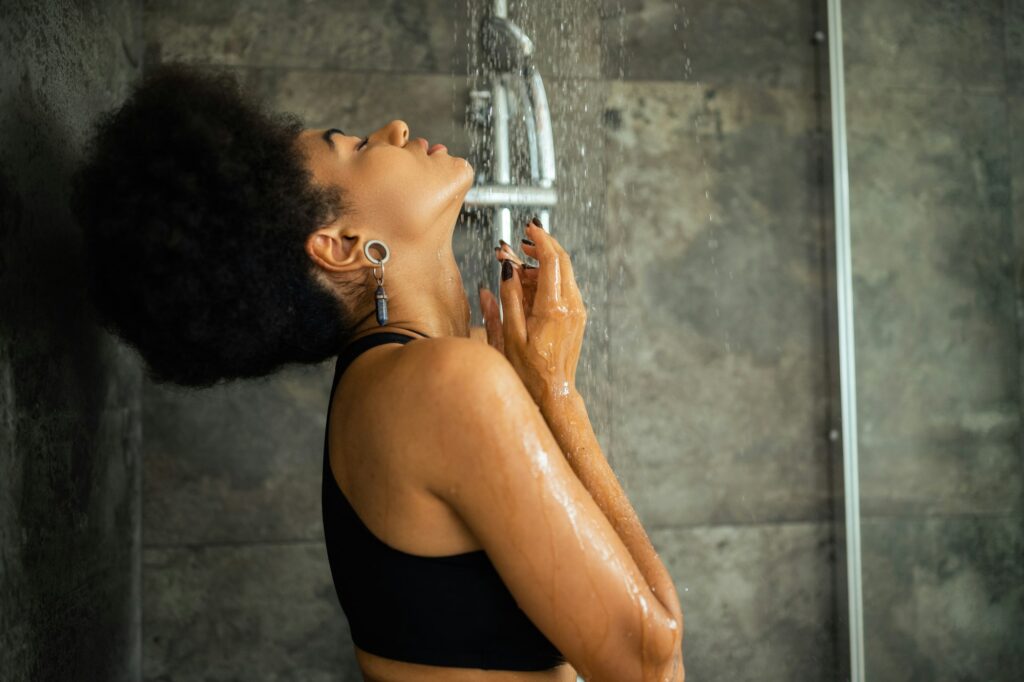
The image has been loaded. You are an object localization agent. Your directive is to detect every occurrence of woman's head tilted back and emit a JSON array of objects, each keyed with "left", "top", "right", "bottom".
[
  {"left": 72, "top": 62, "right": 474, "bottom": 388},
  {"left": 72, "top": 63, "right": 352, "bottom": 387}
]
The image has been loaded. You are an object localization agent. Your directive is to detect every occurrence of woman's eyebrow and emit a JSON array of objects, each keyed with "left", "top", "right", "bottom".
[{"left": 322, "top": 128, "right": 345, "bottom": 150}]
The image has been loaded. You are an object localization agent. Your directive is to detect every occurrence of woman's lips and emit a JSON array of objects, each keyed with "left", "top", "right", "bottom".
[{"left": 413, "top": 137, "right": 447, "bottom": 155}]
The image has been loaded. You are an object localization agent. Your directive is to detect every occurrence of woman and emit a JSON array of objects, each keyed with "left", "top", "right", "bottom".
[{"left": 71, "top": 63, "right": 684, "bottom": 681}]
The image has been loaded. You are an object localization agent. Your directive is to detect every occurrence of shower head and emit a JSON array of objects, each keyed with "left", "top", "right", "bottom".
[{"left": 481, "top": 16, "right": 534, "bottom": 72}]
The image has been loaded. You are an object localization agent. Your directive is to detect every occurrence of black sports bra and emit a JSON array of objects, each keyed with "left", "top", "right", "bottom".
[{"left": 321, "top": 331, "right": 566, "bottom": 671}]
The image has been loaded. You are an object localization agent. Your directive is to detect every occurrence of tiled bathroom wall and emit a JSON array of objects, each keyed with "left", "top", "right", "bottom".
[{"left": 600, "top": 1, "right": 840, "bottom": 679}]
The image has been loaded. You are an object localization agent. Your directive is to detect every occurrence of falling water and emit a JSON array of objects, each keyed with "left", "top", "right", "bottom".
[{"left": 451, "top": 1, "right": 728, "bottom": 477}]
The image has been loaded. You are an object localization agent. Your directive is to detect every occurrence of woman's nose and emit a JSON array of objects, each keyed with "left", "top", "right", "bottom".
[{"left": 374, "top": 120, "right": 409, "bottom": 147}]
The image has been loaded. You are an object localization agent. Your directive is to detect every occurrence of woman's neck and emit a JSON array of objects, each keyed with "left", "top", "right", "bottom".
[{"left": 346, "top": 252, "right": 470, "bottom": 342}]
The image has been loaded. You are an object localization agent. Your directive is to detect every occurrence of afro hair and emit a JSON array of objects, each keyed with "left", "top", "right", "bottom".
[{"left": 70, "top": 62, "right": 359, "bottom": 387}]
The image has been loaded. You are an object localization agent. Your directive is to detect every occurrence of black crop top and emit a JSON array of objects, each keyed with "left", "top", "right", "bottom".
[{"left": 321, "top": 331, "right": 566, "bottom": 671}]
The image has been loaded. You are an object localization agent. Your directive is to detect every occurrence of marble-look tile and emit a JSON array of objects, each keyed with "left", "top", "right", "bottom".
[
  {"left": 604, "top": 80, "right": 833, "bottom": 527},
  {"left": 843, "top": 0, "right": 1006, "bottom": 93},
  {"left": 652, "top": 522, "right": 837, "bottom": 681},
  {"left": 861, "top": 515, "right": 1024, "bottom": 682},
  {"left": 1013, "top": 96, "right": 1024, "bottom": 429},
  {"left": 846, "top": 87, "right": 1022, "bottom": 517},
  {"left": 143, "top": 0, "right": 602, "bottom": 79},
  {"left": 600, "top": 0, "right": 819, "bottom": 89},
  {"left": 143, "top": 542, "right": 361, "bottom": 682},
  {"left": 143, "top": 0, "right": 469, "bottom": 75},
  {"left": 143, "top": 361, "right": 335, "bottom": 546},
  {"left": 1009, "top": 0, "right": 1024, "bottom": 94},
  {"left": 237, "top": 69, "right": 474, "bottom": 158}
]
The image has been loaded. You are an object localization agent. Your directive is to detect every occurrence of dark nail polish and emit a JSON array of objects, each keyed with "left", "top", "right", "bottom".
[
  {"left": 531, "top": 215, "right": 543, "bottom": 228},
  {"left": 494, "top": 245, "right": 501, "bottom": 252},
  {"left": 499, "top": 239, "right": 512, "bottom": 249},
  {"left": 521, "top": 238, "right": 535, "bottom": 246},
  {"left": 501, "top": 260, "right": 513, "bottom": 281}
]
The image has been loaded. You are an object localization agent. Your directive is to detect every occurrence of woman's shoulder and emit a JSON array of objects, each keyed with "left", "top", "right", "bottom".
[
  {"left": 363, "top": 334, "right": 527, "bottom": 492},
  {"left": 386, "top": 335, "right": 515, "bottom": 390},
  {"left": 372, "top": 331, "right": 520, "bottom": 417}
]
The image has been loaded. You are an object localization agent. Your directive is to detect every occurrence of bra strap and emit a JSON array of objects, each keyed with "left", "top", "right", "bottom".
[{"left": 330, "top": 332, "right": 424, "bottom": 397}]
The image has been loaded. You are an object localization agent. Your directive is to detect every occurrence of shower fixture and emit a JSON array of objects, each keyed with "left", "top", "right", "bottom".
[{"left": 464, "top": 1, "right": 558, "bottom": 258}]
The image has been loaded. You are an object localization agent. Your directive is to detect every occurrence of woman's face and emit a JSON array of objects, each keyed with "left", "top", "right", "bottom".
[{"left": 296, "top": 119, "right": 474, "bottom": 242}]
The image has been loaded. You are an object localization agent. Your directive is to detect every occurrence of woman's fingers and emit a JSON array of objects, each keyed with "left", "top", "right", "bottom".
[
  {"left": 478, "top": 285, "right": 504, "bottom": 354},
  {"left": 524, "top": 223, "right": 561, "bottom": 311},
  {"left": 497, "top": 240, "right": 524, "bottom": 267},
  {"left": 519, "top": 266, "right": 537, "bottom": 319},
  {"left": 497, "top": 238, "right": 539, "bottom": 319},
  {"left": 523, "top": 223, "right": 581, "bottom": 307},
  {"left": 498, "top": 261, "right": 528, "bottom": 350}
]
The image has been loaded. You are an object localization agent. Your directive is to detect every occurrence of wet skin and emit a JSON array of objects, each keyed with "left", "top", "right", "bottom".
[{"left": 297, "top": 121, "right": 684, "bottom": 681}]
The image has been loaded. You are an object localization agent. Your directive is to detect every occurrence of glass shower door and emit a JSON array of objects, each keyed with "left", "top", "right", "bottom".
[{"left": 832, "top": 0, "right": 1024, "bottom": 679}]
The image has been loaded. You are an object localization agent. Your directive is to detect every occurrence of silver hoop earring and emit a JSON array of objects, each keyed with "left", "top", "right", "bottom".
[{"left": 364, "top": 239, "right": 391, "bottom": 326}]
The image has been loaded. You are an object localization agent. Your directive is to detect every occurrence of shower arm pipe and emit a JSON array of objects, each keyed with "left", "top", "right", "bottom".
[
  {"left": 517, "top": 71, "right": 541, "bottom": 183},
  {"left": 481, "top": 0, "right": 557, "bottom": 327},
  {"left": 486, "top": 0, "right": 555, "bottom": 229},
  {"left": 827, "top": 0, "right": 865, "bottom": 681},
  {"left": 464, "top": 185, "right": 557, "bottom": 207},
  {"left": 463, "top": 68, "right": 559, "bottom": 212},
  {"left": 491, "top": 73, "right": 513, "bottom": 246},
  {"left": 525, "top": 65, "right": 556, "bottom": 188}
]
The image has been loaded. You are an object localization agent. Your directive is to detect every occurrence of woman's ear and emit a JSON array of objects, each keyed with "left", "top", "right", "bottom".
[{"left": 306, "top": 226, "right": 363, "bottom": 274}]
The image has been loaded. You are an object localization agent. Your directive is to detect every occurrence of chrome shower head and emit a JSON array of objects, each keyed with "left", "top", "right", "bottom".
[{"left": 481, "top": 16, "right": 534, "bottom": 72}]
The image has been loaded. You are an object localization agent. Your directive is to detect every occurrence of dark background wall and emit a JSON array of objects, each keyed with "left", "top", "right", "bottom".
[{"left": 0, "top": 1, "right": 143, "bottom": 681}]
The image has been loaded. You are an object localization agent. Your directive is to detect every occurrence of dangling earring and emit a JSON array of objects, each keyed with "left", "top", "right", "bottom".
[{"left": 364, "top": 239, "right": 390, "bottom": 326}]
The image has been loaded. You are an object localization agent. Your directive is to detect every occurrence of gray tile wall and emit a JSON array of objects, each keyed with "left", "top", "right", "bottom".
[
  {"left": 0, "top": 1, "right": 144, "bottom": 680},
  {"left": 140, "top": 1, "right": 838, "bottom": 680},
  {"left": 601, "top": 2, "right": 838, "bottom": 679},
  {"left": 844, "top": 0, "right": 1024, "bottom": 677}
]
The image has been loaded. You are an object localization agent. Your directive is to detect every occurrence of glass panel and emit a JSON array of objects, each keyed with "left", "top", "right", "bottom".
[{"left": 842, "top": 0, "right": 1024, "bottom": 679}]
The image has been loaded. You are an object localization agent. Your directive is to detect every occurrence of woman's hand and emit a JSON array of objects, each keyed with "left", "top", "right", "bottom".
[{"left": 478, "top": 218, "right": 587, "bottom": 407}]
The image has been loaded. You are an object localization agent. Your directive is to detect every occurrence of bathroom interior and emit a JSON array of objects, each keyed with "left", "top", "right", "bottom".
[{"left": 1, "top": 0, "right": 1021, "bottom": 680}]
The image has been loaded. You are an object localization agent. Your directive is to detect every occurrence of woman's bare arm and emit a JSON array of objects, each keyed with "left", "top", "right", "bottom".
[
  {"left": 480, "top": 218, "right": 684, "bottom": 679},
  {"left": 540, "top": 389, "right": 684, "bottom": 673}
]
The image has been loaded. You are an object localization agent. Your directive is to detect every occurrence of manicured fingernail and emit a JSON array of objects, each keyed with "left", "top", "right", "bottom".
[
  {"left": 499, "top": 239, "right": 512, "bottom": 249},
  {"left": 501, "top": 260, "right": 513, "bottom": 281},
  {"left": 521, "top": 238, "right": 535, "bottom": 246},
  {"left": 531, "top": 215, "right": 543, "bottom": 228}
]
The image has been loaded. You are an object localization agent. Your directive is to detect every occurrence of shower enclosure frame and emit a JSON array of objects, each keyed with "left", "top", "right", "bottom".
[{"left": 826, "top": 0, "right": 866, "bottom": 681}]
